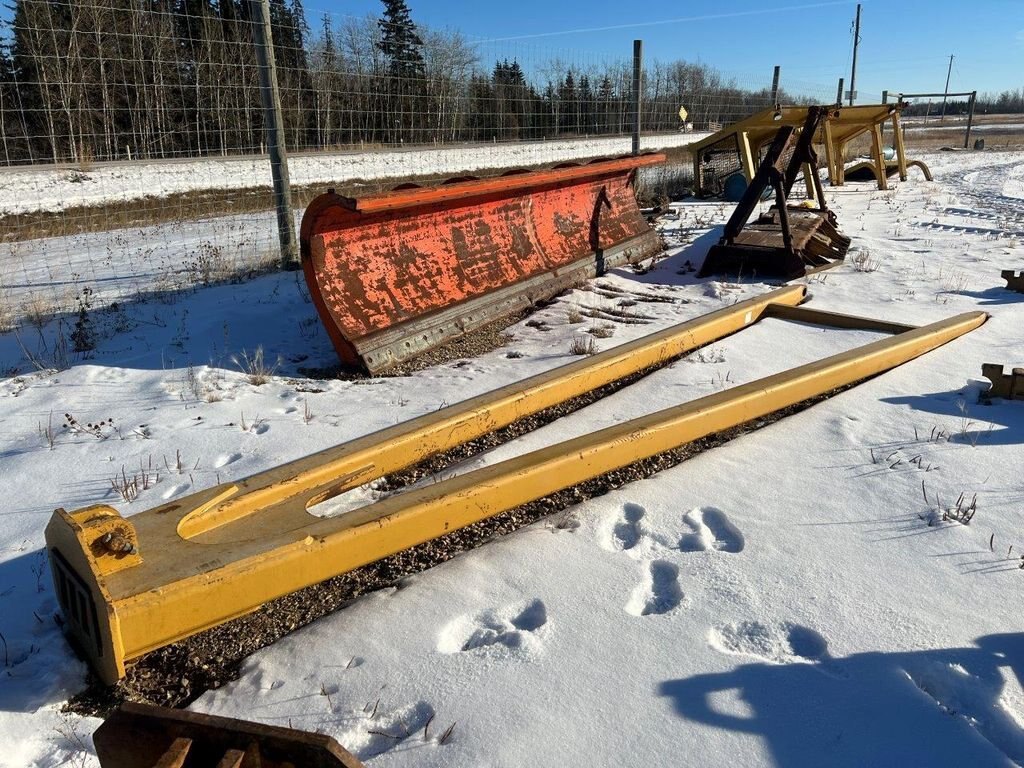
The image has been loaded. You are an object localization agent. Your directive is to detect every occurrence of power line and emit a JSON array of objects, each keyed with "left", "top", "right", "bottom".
[{"left": 480, "top": 1, "right": 858, "bottom": 42}]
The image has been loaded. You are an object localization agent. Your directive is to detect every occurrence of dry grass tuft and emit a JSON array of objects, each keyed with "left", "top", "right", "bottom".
[
  {"left": 0, "top": 293, "right": 13, "bottom": 333},
  {"left": 569, "top": 336, "right": 598, "bottom": 356},
  {"left": 851, "top": 248, "right": 880, "bottom": 273},
  {"left": 21, "top": 295, "right": 55, "bottom": 330},
  {"left": 232, "top": 346, "right": 279, "bottom": 386}
]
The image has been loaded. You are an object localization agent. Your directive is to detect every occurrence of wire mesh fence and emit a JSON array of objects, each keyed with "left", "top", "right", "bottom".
[
  {"left": 0, "top": 0, "right": 839, "bottom": 337},
  {"left": 0, "top": 2, "right": 839, "bottom": 164}
]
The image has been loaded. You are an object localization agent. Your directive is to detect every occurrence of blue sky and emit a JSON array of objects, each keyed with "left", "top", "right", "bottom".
[{"left": 312, "top": 0, "right": 1024, "bottom": 100}]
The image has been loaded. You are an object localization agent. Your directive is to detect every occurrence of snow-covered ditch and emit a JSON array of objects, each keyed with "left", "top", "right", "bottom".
[{"left": 1, "top": 149, "right": 1024, "bottom": 766}]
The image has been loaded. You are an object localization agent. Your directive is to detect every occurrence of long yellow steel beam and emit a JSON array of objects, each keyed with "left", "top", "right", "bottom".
[
  {"left": 45, "top": 298, "right": 985, "bottom": 685},
  {"left": 175, "top": 284, "right": 807, "bottom": 541},
  {"left": 46, "top": 285, "right": 804, "bottom": 682}
]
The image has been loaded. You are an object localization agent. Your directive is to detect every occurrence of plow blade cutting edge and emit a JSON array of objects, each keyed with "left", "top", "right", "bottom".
[
  {"left": 301, "top": 154, "right": 666, "bottom": 372},
  {"left": 44, "top": 288, "right": 985, "bottom": 684}
]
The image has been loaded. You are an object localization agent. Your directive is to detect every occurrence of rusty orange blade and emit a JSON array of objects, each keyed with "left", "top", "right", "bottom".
[{"left": 301, "top": 154, "right": 666, "bottom": 372}]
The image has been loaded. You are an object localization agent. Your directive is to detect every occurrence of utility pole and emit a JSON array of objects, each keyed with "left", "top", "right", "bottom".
[
  {"left": 940, "top": 54, "right": 954, "bottom": 121},
  {"left": 848, "top": 3, "right": 861, "bottom": 106}
]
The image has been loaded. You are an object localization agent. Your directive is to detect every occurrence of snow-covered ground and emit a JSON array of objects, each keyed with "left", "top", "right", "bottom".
[
  {"left": 1, "top": 208, "right": 291, "bottom": 318},
  {"left": 1, "top": 149, "right": 1024, "bottom": 767},
  {"left": 0, "top": 131, "right": 704, "bottom": 321},
  {"left": 0, "top": 132, "right": 705, "bottom": 216}
]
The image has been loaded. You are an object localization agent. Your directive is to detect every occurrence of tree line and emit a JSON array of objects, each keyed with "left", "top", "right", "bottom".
[
  {"left": 901, "top": 89, "right": 1024, "bottom": 117},
  {"left": 0, "top": 0, "right": 818, "bottom": 166}
]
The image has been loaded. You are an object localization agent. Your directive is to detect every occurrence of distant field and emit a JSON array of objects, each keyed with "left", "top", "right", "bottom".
[{"left": 900, "top": 112, "right": 1024, "bottom": 150}]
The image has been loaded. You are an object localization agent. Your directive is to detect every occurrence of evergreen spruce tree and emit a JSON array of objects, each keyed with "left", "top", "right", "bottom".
[
  {"left": 558, "top": 71, "right": 576, "bottom": 133},
  {"left": 0, "top": 20, "right": 18, "bottom": 163},
  {"left": 322, "top": 13, "right": 336, "bottom": 69},
  {"left": 579, "top": 74, "right": 594, "bottom": 133},
  {"left": 597, "top": 75, "right": 615, "bottom": 134},
  {"left": 376, "top": 0, "right": 426, "bottom": 141},
  {"left": 467, "top": 73, "right": 494, "bottom": 141},
  {"left": 377, "top": 0, "right": 425, "bottom": 79}
]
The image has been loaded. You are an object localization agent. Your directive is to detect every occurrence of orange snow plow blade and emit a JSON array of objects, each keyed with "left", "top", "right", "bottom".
[{"left": 301, "top": 154, "right": 666, "bottom": 372}]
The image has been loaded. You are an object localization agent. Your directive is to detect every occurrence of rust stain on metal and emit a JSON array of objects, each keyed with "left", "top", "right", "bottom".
[{"left": 553, "top": 211, "right": 585, "bottom": 237}]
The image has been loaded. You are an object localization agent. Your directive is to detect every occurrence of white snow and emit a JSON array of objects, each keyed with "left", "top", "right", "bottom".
[
  {"left": 0, "top": 132, "right": 706, "bottom": 216},
  {"left": 1, "top": 208, "right": 293, "bottom": 315},
  {"left": 0, "top": 131, "right": 705, "bottom": 319},
  {"left": 2, "top": 148, "right": 1024, "bottom": 767}
]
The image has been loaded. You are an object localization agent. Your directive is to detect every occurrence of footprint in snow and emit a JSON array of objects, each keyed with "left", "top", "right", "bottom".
[
  {"left": 214, "top": 452, "right": 242, "bottom": 468},
  {"left": 709, "top": 620, "right": 829, "bottom": 665},
  {"left": 626, "top": 559, "right": 683, "bottom": 617},
  {"left": 161, "top": 482, "right": 190, "bottom": 500},
  {"left": 679, "top": 507, "right": 745, "bottom": 553},
  {"left": 611, "top": 502, "right": 645, "bottom": 551},
  {"left": 904, "top": 657, "right": 1024, "bottom": 762},
  {"left": 342, "top": 700, "right": 437, "bottom": 758},
  {"left": 437, "top": 598, "right": 548, "bottom": 655}
]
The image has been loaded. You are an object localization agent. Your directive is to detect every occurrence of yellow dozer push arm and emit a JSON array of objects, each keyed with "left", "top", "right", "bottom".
[{"left": 45, "top": 285, "right": 985, "bottom": 684}]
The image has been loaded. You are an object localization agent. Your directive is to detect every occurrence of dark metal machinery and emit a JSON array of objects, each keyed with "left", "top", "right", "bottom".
[{"left": 698, "top": 106, "right": 851, "bottom": 280}]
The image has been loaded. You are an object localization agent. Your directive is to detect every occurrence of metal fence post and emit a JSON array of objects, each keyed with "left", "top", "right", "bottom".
[
  {"left": 251, "top": 0, "right": 298, "bottom": 270},
  {"left": 964, "top": 90, "right": 977, "bottom": 149},
  {"left": 631, "top": 40, "right": 643, "bottom": 155},
  {"left": 771, "top": 66, "right": 781, "bottom": 104},
  {"left": 836, "top": 78, "right": 844, "bottom": 106}
]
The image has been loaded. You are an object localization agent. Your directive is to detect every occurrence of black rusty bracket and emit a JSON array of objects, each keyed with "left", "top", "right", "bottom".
[
  {"left": 93, "top": 702, "right": 364, "bottom": 767},
  {"left": 982, "top": 363, "right": 1024, "bottom": 401},
  {"left": 718, "top": 107, "right": 830, "bottom": 250},
  {"left": 1001, "top": 270, "right": 1024, "bottom": 293}
]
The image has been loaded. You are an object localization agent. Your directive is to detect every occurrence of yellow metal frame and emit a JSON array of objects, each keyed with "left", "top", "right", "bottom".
[
  {"left": 689, "top": 103, "right": 933, "bottom": 192},
  {"left": 45, "top": 287, "right": 985, "bottom": 684}
]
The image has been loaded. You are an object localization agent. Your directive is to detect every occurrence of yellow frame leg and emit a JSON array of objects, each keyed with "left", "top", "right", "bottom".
[
  {"left": 891, "top": 112, "right": 908, "bottom": 181},
  {"left": 871, "top": 122, "right": 888, "bottom": 190}
]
